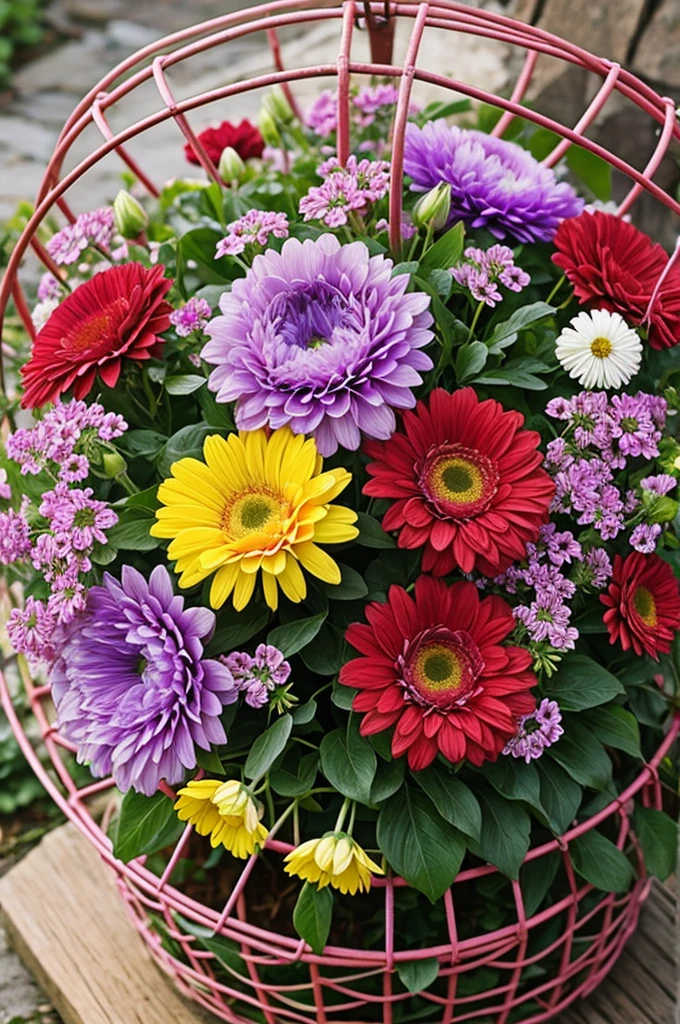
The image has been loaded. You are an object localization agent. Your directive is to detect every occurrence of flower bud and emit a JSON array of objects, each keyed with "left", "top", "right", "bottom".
[
  {"left": 101, "top": 451, "right": 127, "bottom": 478},
  {"left": 258, "top": 108, "right": 281, "bottom": 149},
  {"left": 262, "top": 86, "right": 294, "bottom": 126},
  {"left": 411, "top": 182, "right": 452, "bottom": 231},
  {"left": 113, "top": 190, "right": 148, "bottom": 239},
  {"left": 218, "top": 146, "right": 246, "bottom": 183}
]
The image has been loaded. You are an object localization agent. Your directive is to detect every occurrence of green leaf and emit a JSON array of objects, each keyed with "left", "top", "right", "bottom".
[
  {"left": 299, "top": 622, "right": 349, "bottom": 676},
  {"left": 245, "top": 714, "right": 293, "bottom": 781},
  {"left": 548, "top": 717, "right": 612, "bottom": 791},
  {"left": 469, "top": 790, "right": 530, "bottom": 879},
  {"left": 633, "top": 807, "right": 678, "bottom": 880},
  {"left": 566, "top": 145, "right": 612, "bottom": 201},
  {"left": 267, "top": 612, "right": 327, "bottom": 657},
  {"left": 420, "top": 222, "right": 465, "bottom": 271},
  {"left": 485, "top": 302, "right": 556, "bottom": 352},
  {"left": 270, "top": 749, "right": 319, "bottom": 797},
  {"left": 397, "top": 957, "right": 440, "bottom": 994},
  {"left": 473, "top": 367, "right": 548, "bottom": 390},
  {"left": 370, "top": 757, "right": 405, "bottom": 803},
  {"left": 205, "top": 604, "right": 270, "bottom": 656},
  {"left": 119, "top": 428, "right": 167, "bottom": 459},
  {"left": 543, "top": 654, "right": 624, "bottom": 711},
  {"left": 175, "top": 914, "right": 247, "bottom": 975},
  {"left": 572, "top": 609, "right": 609, "bottom": 635},
  {"left": 377, "top": 788, "right": 465, "bottom": 901},
  {"left": 455, "top": 341, "right": 488, "bottom": 382},
  {"left": 156, "top": 424, "right": 216, "bottom": 477},
  {"left": 196, "top": 747, "right": 225, "bottom": 774},
  {"left": 113, "top": 790, "right": 183, "bottom": 863},
  {"left": 538, "top": 758, "right": 582, "bottom": 835},
  {"left": 331, "top": 681, "right": 355, "bottom": 710},
  {"left": 106, "top": 514, "right": 157, "bottom": 552},
  {"left": 480, "top": 759, "right": 545, "bottom": 816},
  {"left": 582, "top": 704, "right": 641, "bottom": 759},
  {"left": 320, "top": 564, "right": 368, "bottom": 601},
  {"left": 320, "top": 719, "right": 377, "bottom": 804},
  {"left": 293, "top": 882, "right": 333, "bottom": 954},
  {"left": 520, "top": 852, "right": 561, "bottom": 917},
  {"left": 413, "top": 764, "right": 481, "bottom": 840},
  {"left": 164, "top": 374, "right": 207, "bottom": 396},
  {"left": 356, "top": 512, "right": 396, "bottom": 548},
  {"left": 570, "top": 831, "right": 635, "bottom": 893},
  {"left": 291, "top": 699, "right": 317, "bottom": 725}
]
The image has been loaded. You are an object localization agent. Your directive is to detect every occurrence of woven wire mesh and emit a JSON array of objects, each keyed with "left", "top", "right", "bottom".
[{"left": 2, "top": 2, "right": 680, "bottom": 1021}]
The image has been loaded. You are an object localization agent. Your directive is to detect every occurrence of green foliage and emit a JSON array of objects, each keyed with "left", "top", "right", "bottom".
[
  {"left": 397, "top": 957, "right": 440, "bottom": 993},
  {"left": 320, "top": 718, "right": 377, "bottom": 804},
  {"left": 0, "top": 0, "right": 45, "bottom": 88},
  {"left": 293, "top": 881, "right": 333, "bottom": 953},
  {"left": 633, "top": 807, "right": 678, "bottom": 880},
  {"left": 570, "top": 830, "right": 635, "bottom": 893},
  {"left": 112, "top": 789, "right": 183, "bottom": 863}
]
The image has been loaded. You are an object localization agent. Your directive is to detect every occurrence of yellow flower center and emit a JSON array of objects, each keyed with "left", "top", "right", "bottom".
[
  {"left": 418, "top": 645, "right": 463, "bottom": 693},
  {"left": 222, "top": 488, "right": 287, "bottom": 539},
  {"left": 419, "top": 443, "right": 499, "bottom": 520},
  {"left": 633, "top": 585, "right": 657, "bottom": 626},
  {"left": 590, "top": 336, "right": 612, "bottom": 359}
]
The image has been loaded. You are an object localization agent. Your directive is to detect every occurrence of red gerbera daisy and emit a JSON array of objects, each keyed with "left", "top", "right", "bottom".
[
  {"left": 363, "top": 388, "right": 555, "bottom": 578},
  {"left": 21, "top": 263, "right": 172, "bottom": 409},
  {"left": 339, "top": 576, "right": 537, "bottom": 770},
  {"left": 184, "top": 119, "right": 265, "bottom": 172},
  {"left": 600, "top": 551, "right": 680, "bottom": 660},
  {"left": 552, "top": 211, "right": 680, "bottom": 351}
]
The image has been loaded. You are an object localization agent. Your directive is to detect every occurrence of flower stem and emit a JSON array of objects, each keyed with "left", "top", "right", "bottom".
[
  {"left": 546, "top": 274, "right": 566, "bottom": 306},
  {"left": 346, "top": 800, "right": 357, "bottom": 837},
  {"left": 467, "top": 300, "right": 485, "bottom": 340},
  {"left": 334, "top": 796, "right": 351, "bottom": 833}
]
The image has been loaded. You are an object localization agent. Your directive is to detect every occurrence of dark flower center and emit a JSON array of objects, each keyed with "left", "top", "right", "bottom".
[
  {"left": 222, "top": 488, "right": 286, "bottom": 539},
  {"left": 633, "top": 585, "right": 657, "bottom": 626},
  {"left": 73, "top": 508, "right": 96, "bottom": 528},
  {"left": 418, "top": 442, "right": 499, "bottom": 521},
  {"left": 621, "top": 416, "right": 639, "bottom": 434},
  {"left": 61, "top": 298, "right": 129, "bottom": 353},
  {"left": 269, "top": 281, "right": 361, "bottom": 350},
  {"left": 397, "top": 625, "right": 485, "bottom": 711}
]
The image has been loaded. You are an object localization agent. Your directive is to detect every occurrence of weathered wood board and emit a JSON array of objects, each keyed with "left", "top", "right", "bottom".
[{"left": 0, "top": 823, "right": 675, "bottom": 1023}]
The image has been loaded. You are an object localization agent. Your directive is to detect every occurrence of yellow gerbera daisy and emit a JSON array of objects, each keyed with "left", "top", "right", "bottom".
[
  {"left": 151, "top": 427, "right": 358, "bottom": 611},
  {"left": 174, "top": 779, "right": 268, "bottom": 859},
  {"left": 284, "top": 832, "right": 384, "bottom": 895}
]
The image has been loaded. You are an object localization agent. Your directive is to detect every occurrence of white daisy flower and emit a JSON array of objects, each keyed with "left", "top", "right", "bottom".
[{"left": 555, "top": 309, "right": 642, "bottom": 389}]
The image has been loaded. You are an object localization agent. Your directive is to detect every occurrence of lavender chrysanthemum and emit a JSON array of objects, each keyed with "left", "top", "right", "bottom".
[
  {"left": 202, "top": 234, "right": 434, "bottom": 455},
  {"left": 403, "top": 121, "right": 583, "bottom": 243},
  {"left": 49, "top": 564, "right": 237, "bottom": 795}
]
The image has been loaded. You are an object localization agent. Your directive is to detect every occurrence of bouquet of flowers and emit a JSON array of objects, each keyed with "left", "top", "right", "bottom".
[{"left": 2, "top": 81, "right": 679, "bottom": 1011}]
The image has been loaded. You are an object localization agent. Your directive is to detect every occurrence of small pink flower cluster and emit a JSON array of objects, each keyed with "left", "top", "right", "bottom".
[
  {"left": 46, "top": 208, "right": 116, "bottom": 266},
  {"left": 169, "top": 297, "right": 212, "bottom": 337},
  {"left": 305, "top": 84, "right": 419, "bottom": 136},
  {"left": 299, "top": 155, "right": 390, "bottom": 227},
  {"left": 546, "top": 391, "right": 667, "bottom": 546},
  {"left": 215, "top": 209, "right": 290, "bottom": 258},
  {"left": 2, "top": 401, "right": 126, "bottom": 663},
  {"left": 450, "top": 245, "right": 531, "bottom": 307},
  {"left": 503, "top": 698, "right": 563, "bottom": 762},
  {"left": 220, "top": 644, "right": 291, "bottom": 709}
]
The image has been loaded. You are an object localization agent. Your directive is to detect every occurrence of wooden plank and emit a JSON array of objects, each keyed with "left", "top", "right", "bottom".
[
  {"left": 625, "top": 928, "right": 676, "bottom": 998},
  {"left": 556, "top": 1003, "right": 612, "bottom": 1024},
  {"left": 0, "top": 824, "right": 212, "bottom": 1024}
]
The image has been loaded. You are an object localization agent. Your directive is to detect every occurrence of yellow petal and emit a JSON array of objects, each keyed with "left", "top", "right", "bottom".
[
  {"left": 294, "top": 541, "right": 341, "bottom": 585},
  {"left": 210, "top": 563, "right": 240, "bottom": 608},
  {"left": 277, "top": 554, "right": 307, "bottom": 603},
  {"left": 204, "top": 434, "right": 248, "bottom": 491},
  {"left": 261, "top": 549, "right": 287, "bottom": 576},
  {"left": 242, "top": 429, "right": 267, "bottom": 479},
  {"left": 233, "top": 569, "right": 257, "bottom": 611},
  {"left": 262, "top": 571, "right": 279, "bottom": 611}
]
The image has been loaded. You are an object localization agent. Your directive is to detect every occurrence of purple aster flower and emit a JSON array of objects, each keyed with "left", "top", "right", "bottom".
[
  {"left": 170, "top": 297, "right": 212, "bottom": 337},
  {"left": 220, "top": 643, "right": 291, "bottom": 710},
  {"left": 503, "top": 698, "right": 563, "bottom": 763},
  {"left": 7, "top": 597, "right": 56, "bottom": 665},
  {"left": 49, "top": 564, "right": 238, "bottom": 795},
  {"left": 306, "top": 90, "right": 338, "bottom": 136},
  {"left": 215, "top": 210, "right": 289, "bottom": 258},
  {"left": 0, "top": 500, "right": 32, "bottom": 564},
  {"left": 630, "top": 522, "right": 662, "bottom": 554},
  {"left": 514, "top": 592, "right": 578, "bottom": 649},
  {"left": 353, "top": 83, "right": 401, "bottom": 125},
  {"left": 40, "top": 483, "right": 117, "bottom": 552},
  {"left": 0, "top": 468, "right": 11, "bottom": 501},
  {"left": 38, "top": 272, "right": 62, "bottom": 302},
  {"left": 59, "top": 453, "right": 90, "bottom": 484},
  {"left": 46, "top": 208, "right": 115, "bottom": 265},
  {"left": 641, "top": 474, "right": 677, "bottom": 496},
  {"left": 403, "top": 121, "right": 583, "bottom": 243},
  {"left": 584, "top": 548, "right": 613, "bottom": 588},
  {"left": 202, "top": 234, "right": 434, "bottom": 455}
]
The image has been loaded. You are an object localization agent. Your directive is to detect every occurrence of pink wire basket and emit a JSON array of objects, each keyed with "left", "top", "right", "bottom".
[{"left": 2, "top": 2, "right": 680, "bottom": 1022}]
